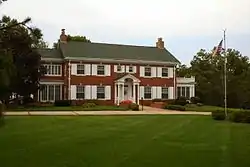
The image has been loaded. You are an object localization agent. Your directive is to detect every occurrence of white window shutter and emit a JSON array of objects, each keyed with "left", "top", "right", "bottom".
[
  {"left": 140, "top": 86, "right": 144, "bottom": 99},
  {"left": 140, "top": 66, "right": 145, "bottom": 77},
  {"left": 156, "top": 87, "right": 162, "bottom": 99},
  {"left": 168, "top": 87, "right": 174, "bottom": 99},
  {"left": 152, "top": 67, "right": 157, "bottom": 77},
  {"left": 133, "top": 66, "right": 137, "bottom": 73},
  {"left": 105, "top": 65, "right": 111, "bottom": 76},
  {"left": 91, "top": 86, "right": 97, "bottom": 99},
  {"left": 114, "top": 65, "right": 117, "bottom": 72},
  {"left": 121, "top": 65, "right": 125, "bottom": 73},
  {"left": 85, "top": 64, "right": 91, "bottom": 75},
  {"left": 105, "top": 85, "right": 111, "bottom": 100},
  {"left": 157, "top": 67, "right": 162, "bottom": 77},
  {"left": 168, "top": 67, "right": 174, "bottom": 78},
  {"left": 71, "top": 64, "right": 77, "bottom": 75},
  {"left": 152, "top": 86, "right": 157, "bottom": 99},
  {"left": 125, "top": 66, "right": 129, "bottom": 73},
  {"left": 85, "top": 85, "right": 91, "bottom": 99},
  {"left": 92, "top": 64, "right": 97, "bottom": 75},
  {"left": 70, "top": 85, "right": 76, "bottom": 100}
]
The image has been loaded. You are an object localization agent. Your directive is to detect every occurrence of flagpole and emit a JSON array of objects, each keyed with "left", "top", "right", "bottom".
[{"left": 223, "top": 29, "right": 228, "bottom": 117}]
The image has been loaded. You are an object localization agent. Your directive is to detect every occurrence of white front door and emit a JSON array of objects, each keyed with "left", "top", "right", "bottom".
[{"left": 124, "top": 85, "right": 129, "bottom": 100}]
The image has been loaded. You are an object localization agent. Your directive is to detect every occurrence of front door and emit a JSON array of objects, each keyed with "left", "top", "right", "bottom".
[{"left": 124, "top": 85, "right": 129, "bottom": 100}]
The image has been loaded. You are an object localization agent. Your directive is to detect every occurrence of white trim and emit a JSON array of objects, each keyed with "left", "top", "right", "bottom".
[
  {"left": 65, "top": 57, "right": 180, "bottom": 65},
  {"left": 41, "top": 58, "right": 63, "bottom": 62},
  {"left": 115, "top": 73, "right": 141, "bottom": 83}
]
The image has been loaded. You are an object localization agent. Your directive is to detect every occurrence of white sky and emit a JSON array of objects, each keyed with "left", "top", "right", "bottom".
[{"left": 1, "top": 0, "right": 250, "bottom": 64}]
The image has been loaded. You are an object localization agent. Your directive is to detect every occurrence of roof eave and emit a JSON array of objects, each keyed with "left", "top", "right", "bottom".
[{"left": 64, "top": 57, "right": 180, "bottom": 66}]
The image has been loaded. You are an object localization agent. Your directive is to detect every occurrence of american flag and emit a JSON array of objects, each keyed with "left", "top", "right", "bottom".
[{"left": 212, "top": 39, "right": 224, "bottom": 57}]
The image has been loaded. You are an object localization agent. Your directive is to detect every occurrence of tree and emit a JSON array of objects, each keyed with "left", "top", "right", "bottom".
[
  {"left": 0, "top": 15, "right": 46, "bottom": 102},
  {"left": 190, "top": 48, "right": 250, "bottom": 108},
  {"left": 53, "top": 35, "right": 91, "bottom": 48},
  {"left": 0, "top": 0, "right": 7, "bottom": 4},
  {"left": 176, "top": 64, "right": 192, "bottom": 77}
]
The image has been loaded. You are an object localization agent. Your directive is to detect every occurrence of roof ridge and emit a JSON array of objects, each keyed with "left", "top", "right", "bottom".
[{"left": 68, "top": 41, "right": 157, "bottom": 49}]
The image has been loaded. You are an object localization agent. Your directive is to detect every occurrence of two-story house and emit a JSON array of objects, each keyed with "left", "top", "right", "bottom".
[{"left": 38, "top": 29, "right": 195, "bottom": 105}]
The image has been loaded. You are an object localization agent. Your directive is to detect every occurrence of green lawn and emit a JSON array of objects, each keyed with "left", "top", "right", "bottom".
[
  {"left": 185, "top": 104, "right": 242, "bottom": 112},
  {"left": 0, "top": 116, "right": 250, "bottom": 167},
  {"left": 7, "top": 105, "right": 128, "bottom": 111}
]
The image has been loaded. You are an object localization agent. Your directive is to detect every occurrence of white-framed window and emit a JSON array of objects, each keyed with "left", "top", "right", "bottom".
[
  {"left": 77, "top": 64, "right": 85, "bottom": 75},
  {"left": 117, "top": 65, "right": 122, "bottom": 72},
  {"left": 40, "top": 84, "right": 62, "bottom": 102},
  {"left": 97, "top": 65, "right": 105, "bottom": 75},
  {"left": 97, "top": 86, "right": 105, "bottom": 99},
  {"left": 144, "top": 86, "right": 152, "bottom": 99},
  {"left": 177, "top": 86, "right": 190, "bottom": 98},
  {"left": 162, "top": 87, "right": 169, "bottom": 99},
  {"left": 76, "top": 85, "right": 85, "bottom": 99},
  {"left": 162, "top": 67, "right": 168, "bottom": 77},
  {"left": 145, "top": 67, "right": 151, "bottom": 76},
  {"left": 128, "top": 66, "right": 133, "bottom": 73},
  {"left": 44, "top": 64, "right": 61, "bottom": 76}
]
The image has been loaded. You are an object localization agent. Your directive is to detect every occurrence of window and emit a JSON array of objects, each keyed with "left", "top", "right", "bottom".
[
  {"left": 77, "top": 64, "right": 85, "bottom": 74},
  {"left": 128, "top": 66, "right": 133, "bottom": 73},
  {"left": 97, "top": 86, "right": 105, "bottom": 99},
  {"left": 76, "top": 86, "right": 85, "bottom": 99},
  {"left": 177, "top": 86, "right": 191, "bottom": 98},
  {"left": 145, "top": 67, "right": 151, "bottom": 76},
  {"left": 97, "top": 65, "right": 105, "bottom": 75},
  {"left": 162, "top": 67, "right": 168, "bottom": 77},
  {"left": 162, "top": 87, "right": 169, "bottom": 99},
  {"left": 144, "top": 87, "right": 152, "bottom": 99},
  {"left": 40, "top": 84, "right": 62, "bottom": 102},
  {"left": 44, "top": 64, "right": 61, "bottom": 76},
  {"left": 117, "top": 65, "right": 122, "bottom": 72}
]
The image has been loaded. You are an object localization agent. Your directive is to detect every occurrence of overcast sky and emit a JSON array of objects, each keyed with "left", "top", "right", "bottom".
[{"left": 1, "top": 0, "right": 250, "bottom": 65}]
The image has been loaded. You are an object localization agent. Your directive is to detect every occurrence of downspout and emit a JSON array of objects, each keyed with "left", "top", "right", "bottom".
[{"left": 68, "top": 60, "right": 71, "bottom": 100}]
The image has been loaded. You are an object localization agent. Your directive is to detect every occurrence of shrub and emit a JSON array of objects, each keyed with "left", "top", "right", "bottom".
[
  {"left": 23, "top": 96, "right": 35, "bottom": 105},
  {"left": 54, "top": 100, "right": 71, "bottom": 106},
  {"left": 130, "top": 103, "right": 139, "bottom": 111},
  {"left": 164, "top": 104, "right": 186, "bottom": 111},
  {"left": 241, "top": 101, "right": 250, "bottom": 110},
  {"left": 0, "top": 103, "right": 4, "bottom": 118},
  {"left": 82, "top": 103, "right": 96, "bottom": 108},
  {"left": 212, "top": 110, "right": 226, "bottom": 120},
  {"left": 230, "top": 110, "right": 250, "bottom": 123},
  {"left": 120, "top": 100, "right": 133, "bottom": 105},
  {"left": 85, "top": 99, "right": 101, "bottom": 105},
  {"left": 190, "top": 96, "right": 201, "bottom": 104},
  {"left": 174, "top": 97, "right": 188, "bottom": 106}
]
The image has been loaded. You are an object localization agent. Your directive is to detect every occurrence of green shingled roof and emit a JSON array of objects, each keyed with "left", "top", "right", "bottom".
[
  {"left": 38, "top": 49, "right": 62, "bottom": 59},
  {"left": 60, "top": 41, "right": 180, "bottom": 63}
]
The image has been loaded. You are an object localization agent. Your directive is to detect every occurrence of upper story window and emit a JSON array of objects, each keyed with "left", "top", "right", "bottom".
[
  {"left": 117, "top": 65, "right": 122, "bottom": 72},
  {"left": 162, "top": 67, "right": 168, "bottom": 77},
  {"left": 77, "top": 64, "right": 85, "bottom": 75},
  {"left": 128, "top": 66, "right": 133, "bottom": 73},
  {"left": 144, "top": 67, "right": 151, "bottom": 76},
  {"left": 44, "top": 64, "right": 61, "bottom": 76},
  {"left": 97, "top": 65, "right": 105, "bottom": 75}
]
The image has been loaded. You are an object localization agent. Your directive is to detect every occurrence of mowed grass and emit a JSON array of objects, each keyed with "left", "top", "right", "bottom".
[{"left": 0, "top": 116, "right": 250, "bottom": 167}]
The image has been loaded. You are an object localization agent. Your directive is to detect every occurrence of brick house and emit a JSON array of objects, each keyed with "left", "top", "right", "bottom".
[{"left": 38, "top": 29, "right": 195, "bottom": 105}]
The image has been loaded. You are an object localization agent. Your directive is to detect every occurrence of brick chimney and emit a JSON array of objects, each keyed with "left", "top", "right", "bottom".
[
  {"left": 60, "top": 29, "right": 67, "bottom": 43},
  {"left": 156, "top": 37, "right": 164, "bottom": 49}
]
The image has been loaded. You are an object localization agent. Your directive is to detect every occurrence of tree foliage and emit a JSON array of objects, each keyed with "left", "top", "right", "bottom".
[
  {"left": 53, "top": 35, "right": 91, "bottom": 48},
  {"left": 0, "top": 15, "right": 46, "bottom": 101},
  {"left": 178, "top": 48, "right": 250, "bottom": 108}
]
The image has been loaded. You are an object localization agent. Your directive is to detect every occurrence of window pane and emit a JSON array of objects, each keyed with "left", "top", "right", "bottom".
[
  {"left": 76, "top": 86, "right": 85, "bottom": 99},
  {"left": 145, "top": 67, "right": 151, "bottom": 76},
  {"left": 48, "top": 85, "right": 55, "bottom": 101},
  {"left": 97, "top": 65, "right": 105, "bottom": 75},
  {"left": 58, "top": 65, "right": 61, "bottom": 75},
  {"left": 144, "top": 87, "right": 151, "bottom": 99},
  {"left": 129, "top": 66, "right": 133, "bottom": 72},
  {"left": 47, "top": 65, "right": 51, "bottom": 75},
  {"left": 41, "top": 85, "right": 47, "bottom": 101},
  {"left": 181, "top": 87, "right": 185, "bottom": 97},
  {"left": 97, "top": 86, "right": 105, "bottom": 99},
  {"left": 177, "top": 87, "right": 181, "bottom": 98},
  {"left": 186, "top": 87, "right": 190, "bottom": 98},
  {"left": 55, "top": 85, "right": 61, "bottom": 100},
  {"left": 162, "top": 68, "right": 168, "bottom": 77},
  {"left": 77, "top": 64, "right": 85, "bottom": 74},
  {"left": 117, "top": 65, "right": 121, "bottom": 71},
  {"left": 162, "top": 87, "right": 168, "bottom": 99}
]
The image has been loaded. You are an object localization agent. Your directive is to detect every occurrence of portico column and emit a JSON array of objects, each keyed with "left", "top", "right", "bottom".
[
  {"left": 133, "top": 83, "right": 136, "bottom": 103},
  {"left": 121, "top": 83, "right": 124, "bottom": 101},
  {"left": 137, "top": 84, "right": 140, "bottom": 105},
  {"left": 114, "top": 83, "right": 117, "bottom": 105}
]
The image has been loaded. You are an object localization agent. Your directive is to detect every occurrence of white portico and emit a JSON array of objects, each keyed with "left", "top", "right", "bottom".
[{"left": 114, "top": 74, "right": 140, "bottom": 105}]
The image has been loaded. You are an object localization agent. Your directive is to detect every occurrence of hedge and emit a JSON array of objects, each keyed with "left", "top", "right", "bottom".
[{"left": 164, "top": 105, "right": 186, "bottom": 111}]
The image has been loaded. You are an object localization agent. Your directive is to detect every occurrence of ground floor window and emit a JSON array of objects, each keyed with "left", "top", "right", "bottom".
[
  {"left": 144, "top": 86, "right": 152, "bottom": 99},
  {"left": 40, "top": 84, "right": 62, "bottom": 102},
  {"left": 161, "top": 87, "right": 169, "bottom": 99},
  {"left": 97, "top": 86, "right": 105, "bottom": 99},
  {"left": 76, "top": 85, "right": 85, "bottom": 99},
  {"left": 177, "top": 86, "right": 190, "bottom": 98}
]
